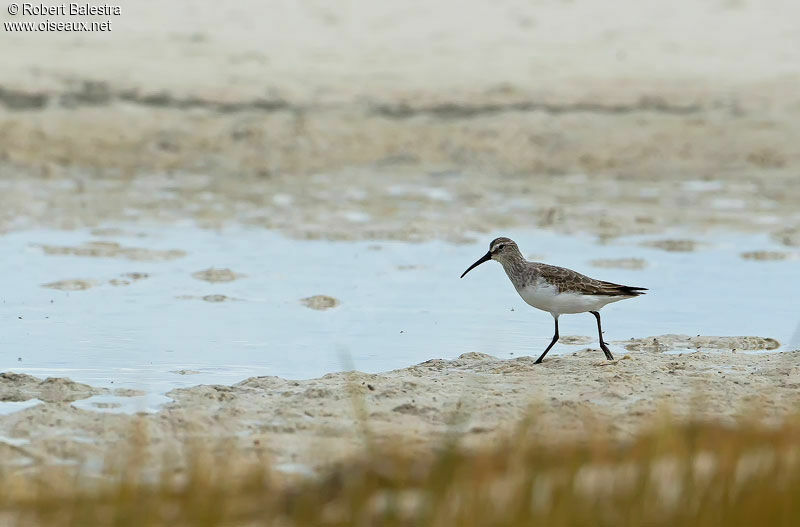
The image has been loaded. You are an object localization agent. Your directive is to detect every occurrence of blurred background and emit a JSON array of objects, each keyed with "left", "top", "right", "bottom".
[{"left": 1, "top": 0, "right": 798, "bottom": 243}]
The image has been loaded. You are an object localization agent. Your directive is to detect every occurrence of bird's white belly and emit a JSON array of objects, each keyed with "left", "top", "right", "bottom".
[{"left": 517, "top": 282, "right": 623, "bottom": 315}]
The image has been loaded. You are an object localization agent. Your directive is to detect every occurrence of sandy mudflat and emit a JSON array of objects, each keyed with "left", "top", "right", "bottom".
[
  {"left": 1, "top": 2, "right": 800, "bottom": 243},
  {"left": 1, "top": 0, "right": 800, "bottom": 475},
  {"left": 1, "top": 338, "right": 798, "bottom": 473}
]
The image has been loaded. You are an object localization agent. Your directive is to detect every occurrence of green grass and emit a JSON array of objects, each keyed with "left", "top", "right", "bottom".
[{"left": 2, "top": 413, "right": 800, "bottom": 526}]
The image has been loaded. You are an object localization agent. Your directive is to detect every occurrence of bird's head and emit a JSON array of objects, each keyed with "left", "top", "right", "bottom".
[{"left": 460, "top": 237, "right": 520, "bottom": 278}]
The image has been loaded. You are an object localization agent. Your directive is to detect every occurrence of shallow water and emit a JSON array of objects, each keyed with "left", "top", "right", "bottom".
[{"left": 1, "top": 226, "right": 798, "bottom": 414}]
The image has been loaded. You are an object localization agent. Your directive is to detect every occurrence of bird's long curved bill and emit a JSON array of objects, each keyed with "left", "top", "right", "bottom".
[{"left": 460, "top": 251, "right": 491, "bottom": 278}]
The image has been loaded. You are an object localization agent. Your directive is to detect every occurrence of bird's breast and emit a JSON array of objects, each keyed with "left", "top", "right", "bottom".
[
  {"left": 516, "top": 280, "right": 562, "bottom": 313},
  {"left": 516, "top": 280, "right": 621, "bottom": 315}
]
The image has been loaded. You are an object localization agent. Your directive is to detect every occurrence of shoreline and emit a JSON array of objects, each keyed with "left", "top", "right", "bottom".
[{"left": 2, "top": 337, "right": 798, "bottom": 474}]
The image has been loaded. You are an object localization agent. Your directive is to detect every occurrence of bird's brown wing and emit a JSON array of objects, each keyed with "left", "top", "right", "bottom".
[{"left": 534, "top": 263, "right": 648, "bottom": 297}]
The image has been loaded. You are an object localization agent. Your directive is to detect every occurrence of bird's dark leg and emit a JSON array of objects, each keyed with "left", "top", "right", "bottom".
[
  {"left": 534, "top": 317, "right": 559, "bottom": 364},
  {"left": 591, "top": 311, "right": 614, "bottom": 360}
]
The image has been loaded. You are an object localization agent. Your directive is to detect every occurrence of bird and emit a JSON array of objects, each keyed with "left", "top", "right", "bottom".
[{"left": 460, "top": 237, "right": 646, "bottom": 363}]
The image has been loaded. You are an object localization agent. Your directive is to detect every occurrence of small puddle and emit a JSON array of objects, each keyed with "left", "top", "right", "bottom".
[
  {"left": 0, "top": 399, "right": 43, "bottom": 416},
  {"left": 0, "top": 226, "right": 797, "bottom": 413}
]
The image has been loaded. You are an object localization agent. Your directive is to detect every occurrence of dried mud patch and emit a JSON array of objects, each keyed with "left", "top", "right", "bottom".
[
  {"left": 109, "top": 272, "right": 150, "bottom": 287},
  {"left": 191, "top": 268, "right": 246, "bottom": 283},
  {"left": 590, "top": 257, "right": 648, "bottom": 269},
  {"left": 772, "top": 226, "right": 800, "bottom": 247},
  {"left": 42, "top": 279, "right": 94, "bottom": 291},
  {"left": 641, "top": 239, "right": 703, "bottom": 252},
  {"left": 0, "top": 373, "right": 103, "bottom": 403},
  {"left": 176, "top": 294, "right": 239, "bottom": 303},
  {"left": 36, "top": 241, "right": 185, "bottom": 261},
  {"left": 89, "top": 227, "right": 147, "bottom": 238},
  {"left": 301, "top": 295, "right": 340, "bottom": 310},
  {"left": 559, "top": 336, "right": 594, "bottom": 345},
  {"left": 397, "top": 264, "right": 425, "bottom": 271},
  {"left": 122, "top": 272, "right": 149, "bottom": 280},
  {"left": 740, "top": 250, "right": 794, "bottom": 261},
  {"left": 0, "top": 374, "right": 144, "bottom": 403},
  {"left": 620, "top": 334, "right": 781, "bottom": 353}
]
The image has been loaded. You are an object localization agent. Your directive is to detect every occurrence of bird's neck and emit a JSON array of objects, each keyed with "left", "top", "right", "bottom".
[{"left": 498, "top": 251, "right": 529, "bottom": 285}]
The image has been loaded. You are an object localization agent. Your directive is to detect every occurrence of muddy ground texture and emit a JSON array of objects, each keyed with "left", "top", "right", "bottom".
[
  {"left": 1, "top": 337, "right": 797, "bottom": 475},
  {"left": 1, "top": 93, "right": 799, "bottom": 245},
  {"left": 2, "top": 3, "right": 800, "bottom": 244}
]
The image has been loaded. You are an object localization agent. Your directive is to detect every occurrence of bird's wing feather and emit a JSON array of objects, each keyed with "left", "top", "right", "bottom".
[{"left": 534, "top": 263, "right": 647, "bottom": 297}]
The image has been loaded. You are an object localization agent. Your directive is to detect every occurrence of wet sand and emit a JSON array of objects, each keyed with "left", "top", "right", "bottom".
[
  {"left": 1, "top": 0, "right": 800, "bottom": 474},
  {"left": 2, "top": 342, "right": 798, "bottom": 473}
]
